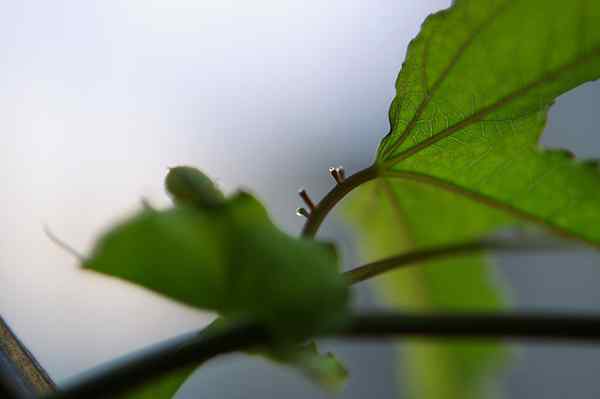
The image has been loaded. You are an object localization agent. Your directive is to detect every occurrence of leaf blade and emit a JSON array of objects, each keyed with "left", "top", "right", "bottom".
[
  {"left": 377, "top": 1, "right": 600, "bottom": 245},
  {"left": 84, "top": 206, "right": 229, "bottom": 310},
  {"left": 381, "top": 0, "right": 600, "bottom": 163}
]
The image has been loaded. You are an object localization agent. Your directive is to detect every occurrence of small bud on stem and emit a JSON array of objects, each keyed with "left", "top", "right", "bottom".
[
  {"left": 329, "top": 166, "right": 345, "bottom": 184},
  {"left": 298, "top": 188, "right": 316, "bottom": 211}
]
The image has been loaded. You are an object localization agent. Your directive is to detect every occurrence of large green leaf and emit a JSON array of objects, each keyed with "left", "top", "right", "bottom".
[
  {"left": 345, "top": 179, "right": 510, "bottom": 399},
  {"left": 378, "top": 0, "right": 600, "bottom": 244},
  {"left": 346, "top": 2, "right": 600, "bottom": 398}
]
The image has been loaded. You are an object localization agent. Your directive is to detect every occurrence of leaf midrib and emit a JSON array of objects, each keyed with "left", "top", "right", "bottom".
[{"left": 384, "top": 170, "right": 600, "bottom": 248}]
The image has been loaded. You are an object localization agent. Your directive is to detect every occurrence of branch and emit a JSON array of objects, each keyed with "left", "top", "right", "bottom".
[
  {"left": 343, "top": 312, "right": 600, "bottom": 340},
  {"left": 0, "top": 316, "right": 56, "bottom": 397},
  {"left": 46, "top": 320, "right": 268, "bottom": 399},
  {"left": 301, "top": 165, "right": 379, "bottom": 237},
  {"left": 344, "top": 238, "right": 571, "bottom": 284},
  {"left": 46, "top": 311, "right": 600, "bottom": 399}
]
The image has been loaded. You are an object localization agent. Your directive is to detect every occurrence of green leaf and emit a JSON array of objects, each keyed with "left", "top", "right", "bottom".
[
  {"left": 377, "top": 0, "right": 600, "bottom": 245},
  {"left": 85, "top": 206, "right": 229, "bottom": 310},
  {"left": 120, "top": 367, "right": 195, "bottom": 399},
  {"left": 345, "top": 180, "right": 509, "bottom": 399},
  {"left": 85, "top": 181, "right": 349, "bottom": 340},
  {"left": 221, "top": 192, "right": 349, "bottom": 338},
  {"left": 346, "top": 1, "right": 600, "bottom": 398}
]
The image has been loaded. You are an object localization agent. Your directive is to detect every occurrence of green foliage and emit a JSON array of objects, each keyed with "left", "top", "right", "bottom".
[
  {"left": 378, "top": 0, "right": 600, "bottom": 243},
  {"left": 84, "top": 169, "right": 349, "bottom": 395},
  {"left": 86, "top": 181, "right": 349, "bottom": 339},
  {"left": 85, "top": 206, "right": 229, "bottom": 310},
  {"left": 345, "top": 1, "right": 600, "bottom": 398}
]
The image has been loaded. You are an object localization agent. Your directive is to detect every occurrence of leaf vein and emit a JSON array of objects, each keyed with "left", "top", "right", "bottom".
[
  {"left": 381, "top": 1, "right": 511, "bottom": 159},
  {"left": 384, "top": 170, "right": 600, "bottom": 248},
  {"left": 385, "top": 45, "right": 600, "bottom": 166}
]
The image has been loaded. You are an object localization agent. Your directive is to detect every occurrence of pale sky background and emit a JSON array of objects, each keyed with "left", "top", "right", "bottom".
[{"left": 2, "top": 1, "right": 600, "bottom": 398}]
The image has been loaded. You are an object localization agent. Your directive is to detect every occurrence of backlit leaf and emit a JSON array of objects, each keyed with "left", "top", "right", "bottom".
[
  {"left": 345, "top": 180, "right": 509, "bottom": 399},
  {"left": 378, "top": 0, "right": 600, "bottom": 245},
  {"left": 347, "top": 1, "right": 600, "bottom": 398}
]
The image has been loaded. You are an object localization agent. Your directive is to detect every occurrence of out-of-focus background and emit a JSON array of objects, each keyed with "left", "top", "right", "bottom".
[{"left": 2, "top": 1, "right": 600, "bottom": 397}]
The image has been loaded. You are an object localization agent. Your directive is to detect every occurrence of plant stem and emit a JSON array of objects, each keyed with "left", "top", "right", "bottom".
[
  {"left": 344, "top": 312, "right": 600, "bottom": 340},
  {"left": 46, "top": 320, "right": 268, "bottom": 399},
  {"left": 344, "top": 238, "right": 570, "bottom": 284},
  {"left": 345, "top": 241, "right": 491, "bottom": 284},
  {"left": 0, "top": 316, "right": 56, "bottom": 397},
  {"left": 45, "top": 311, "right": 600, "bottom": 399},
  {"left": 301, "top": 164, "right": 379, "bottom": 238}
]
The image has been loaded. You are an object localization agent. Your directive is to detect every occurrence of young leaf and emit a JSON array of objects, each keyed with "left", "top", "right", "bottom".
[
  {"left": 85, "top": 177, "right": 349, "bottom": 340},
  {"left": 377, "top": 0, "right": 600, "bottom": 244},
  {"left": 345, "top": 180, "right": 510, "bottom": 399},
  {"left": 165, "top": 166, "right": 225, "bottom": 209}
]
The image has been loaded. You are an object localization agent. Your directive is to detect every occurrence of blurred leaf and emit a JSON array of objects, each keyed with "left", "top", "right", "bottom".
[
  {"left": 377, "top": 0, "right": 600, "bottom": 244},
  {"left": 165, "top": 166, "right": 225, "bottom": 209},
  {"left": 85, "top": 206, "right": 229, "bottom": 310},
  {"left": 345, "top": 180, "right": 510, "bottom": 399},
  {"left": 85, "top": 186, "right": 349, "bottom": 340},
  {"left": 223, "top": 192, "right": 349, "bottom": 337},
  {"left": 121, "top": 367, "right": 195, "bottom": 399}
]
